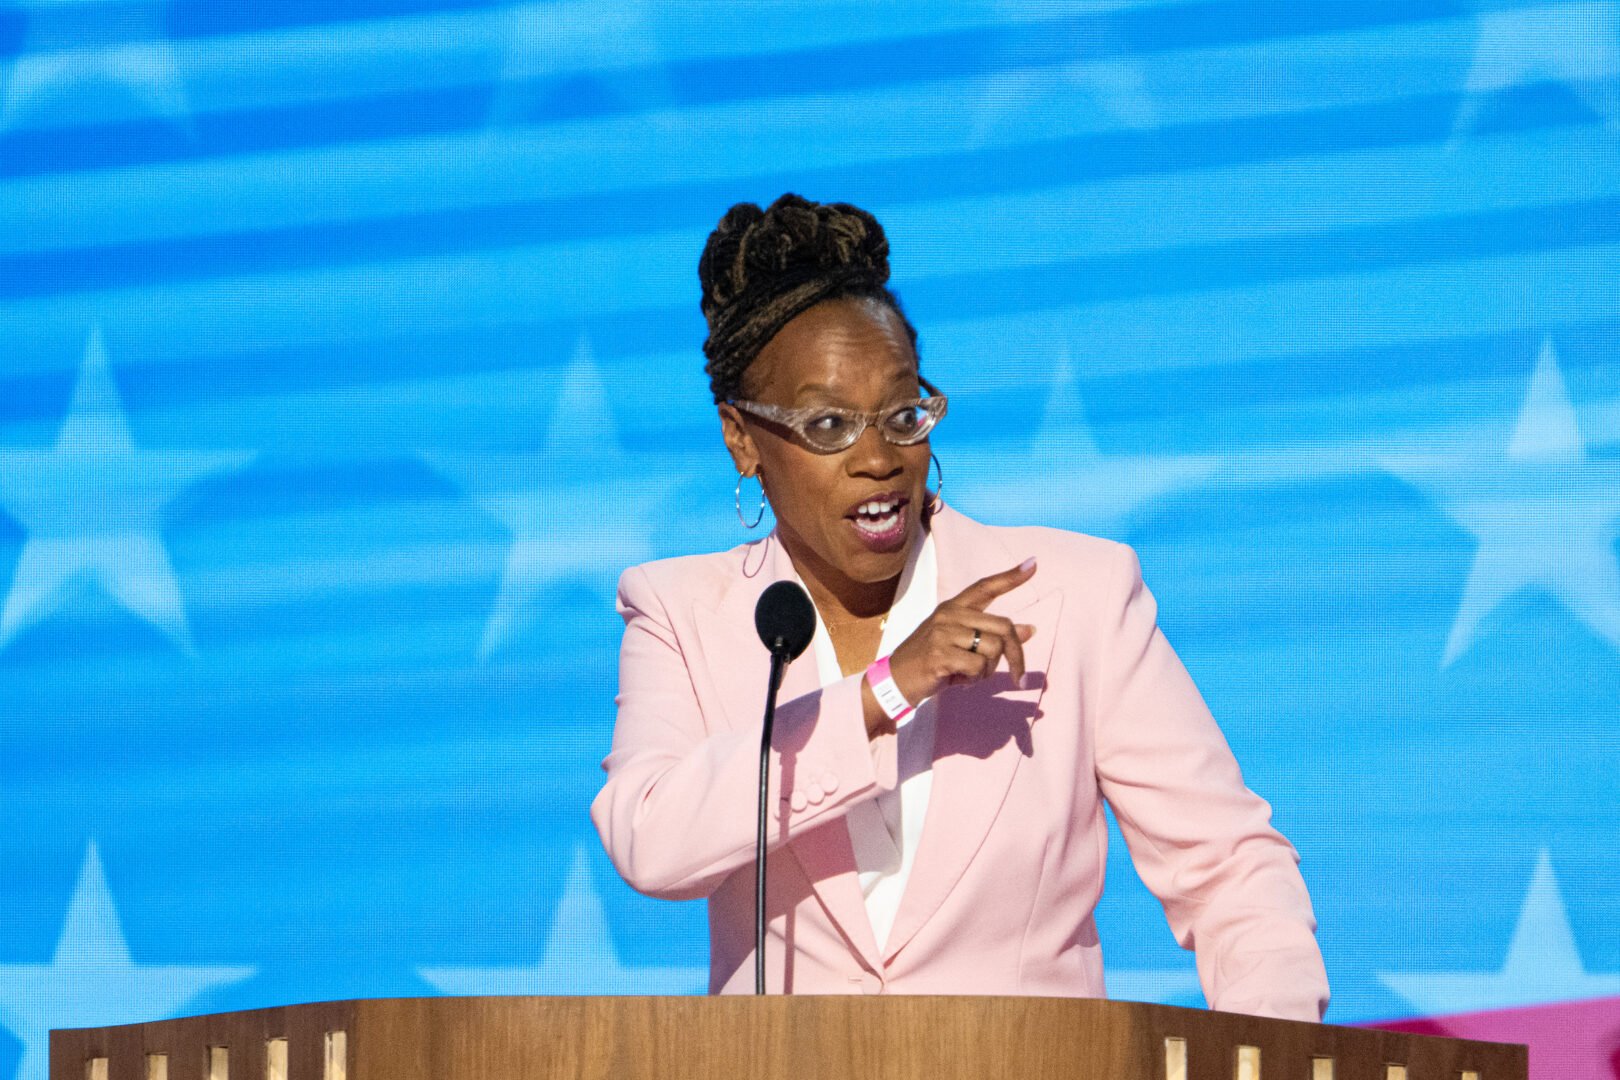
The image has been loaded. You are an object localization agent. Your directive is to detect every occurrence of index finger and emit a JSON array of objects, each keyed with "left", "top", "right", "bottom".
[{"left": 951, "top": 556, "right": 1037, "bottom": 610}]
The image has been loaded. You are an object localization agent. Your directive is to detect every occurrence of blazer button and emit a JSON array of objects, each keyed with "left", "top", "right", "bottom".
[
  {"left": 789, "top": 791, "right": 808, "bottom": 812},
  {"left": 806, "top": 784, "right": 825, "bottom": 805},
  {"left": 860, "top": 972, "right": 882, "bottom": 995},
  {"left": 820, "top": 773, "right": 839, "bottom": 794}
]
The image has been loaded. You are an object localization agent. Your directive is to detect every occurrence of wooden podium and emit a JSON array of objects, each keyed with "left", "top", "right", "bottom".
[{"left": 50, "top": 996, "right": 1526, "bottom": 1080}]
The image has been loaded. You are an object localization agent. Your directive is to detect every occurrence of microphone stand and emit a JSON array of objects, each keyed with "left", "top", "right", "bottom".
[{"left": 756, "top": 644, "right": 789, "bottom": 995}]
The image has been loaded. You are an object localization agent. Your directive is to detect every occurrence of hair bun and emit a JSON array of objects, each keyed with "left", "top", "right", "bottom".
[
  {"left": 699, "top": 194, "right": 890, "bottom": 324},
  {"left": 699, "top": 194, "right": 907, "bottom": 402}
]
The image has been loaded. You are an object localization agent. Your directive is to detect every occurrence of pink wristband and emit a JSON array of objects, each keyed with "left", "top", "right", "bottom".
[{"left": 865, "top": 655, "right": 914, "bottom": 722}]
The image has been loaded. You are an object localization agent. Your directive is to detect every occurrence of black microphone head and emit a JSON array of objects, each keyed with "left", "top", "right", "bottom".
[{"left": 754, "top": 581, "right": 816, "bottom": 661}]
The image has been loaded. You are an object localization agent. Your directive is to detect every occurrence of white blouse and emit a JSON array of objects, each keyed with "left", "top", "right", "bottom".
[{"left": 807, "top": 530, "right": 938, "bottom": 953}]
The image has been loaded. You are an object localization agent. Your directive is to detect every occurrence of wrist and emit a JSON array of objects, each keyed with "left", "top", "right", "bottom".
[{"left": 865, "top": 654, "right": 914, "bottom": 723}]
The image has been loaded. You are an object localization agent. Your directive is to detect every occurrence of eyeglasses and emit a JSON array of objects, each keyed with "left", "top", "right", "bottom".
[{"left": 730, "top": 378, "right": 948, "bottom": 454}]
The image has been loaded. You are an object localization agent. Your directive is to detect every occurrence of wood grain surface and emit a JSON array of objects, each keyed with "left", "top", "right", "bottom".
[{"left": 50, "top": 996, "right": 1528, "bottom": 1080}]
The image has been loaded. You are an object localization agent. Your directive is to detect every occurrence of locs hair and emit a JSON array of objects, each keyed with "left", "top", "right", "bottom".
[{"left": 698, "top": 194, "right": 920, "bottom": 405}]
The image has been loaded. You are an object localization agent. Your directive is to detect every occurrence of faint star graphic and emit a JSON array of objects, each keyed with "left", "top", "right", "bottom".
[
  {"left": 0, "top": 842, "right": 255, "bottom": 1080},
  {"left": 1378, "top": 849, "right": 1620, "bottom": 1014},
  {"left": 0, "top": 0, "right": 192, "bottom": 134},
  {"left": 484, "top": 0, "right": 672, "bottom": 132},
  {"left": 425, "top": 334, "right": 656, "bottom": 658},
  {"left": 950, "top": 344, "right": 1217, "bottom": 531},
  {"left": 966, "top": 2, "right": 1156, "bottom": 147},
  {"left": 1451, "top": 1, "right": 1620, "bottom": 144},
  {"left": 417, "top": 847, "right": 706, "bottom": 995},
  {"left": 1384, "top": 337, "right": 1620, "bottom": 666},
  {"left": 0, "top": 326, "right": 253, "bottom": 653}
]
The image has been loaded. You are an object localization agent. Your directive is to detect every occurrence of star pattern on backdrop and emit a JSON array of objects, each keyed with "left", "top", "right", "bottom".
[
  {"left": 1450, "top": 1, "right": 1620, "bottom": 143},
  {"left": 950, "top": 345, "right": 1217, "bottom": 532},
  {"left": 0, "top": 842, "right": 255, "bottom": 1080},
  {"left": 425, "top": 334, "right": 657, "bottom": 658},
  {"left": 484, "top": 0, "right": 672, "bottom": 132},
  {"left": 1377, "top": 850, "right": 1620, "bottom": 1015},
  {"left": 1383, "top": 338, "right": 1620, "bottom": 666},
  {"left": 966, "top": 3, "right": 1157, "bottom": 147},
  {"left": 0, "top": 326, "right": 254, "bottom": 654},
  {"left": 0, "top": 0, "right": 192, "bottom": 134},
  {"left": 416, "top": 847, "right": 706, "bottom": 995}
]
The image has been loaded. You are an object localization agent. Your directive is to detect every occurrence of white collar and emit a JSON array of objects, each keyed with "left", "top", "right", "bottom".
[{"left": 808, "top": 529, "right": 938, "bottom": 700}]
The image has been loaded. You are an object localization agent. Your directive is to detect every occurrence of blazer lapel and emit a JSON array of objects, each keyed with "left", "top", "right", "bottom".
[
  {"left": 688, "top": 531, "right": 883, "bottom": 973},
  {"left": 881, "top": 507, "right": 1063, "bottom": 963}
]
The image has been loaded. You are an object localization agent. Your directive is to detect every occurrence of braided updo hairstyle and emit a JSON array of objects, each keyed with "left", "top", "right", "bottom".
[{"left": 699, "top": 193, "right": 918, "bottom": 404}]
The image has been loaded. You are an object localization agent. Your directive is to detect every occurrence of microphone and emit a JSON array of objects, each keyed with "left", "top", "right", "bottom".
[
  {"left": 752, "top": 581, "right": 815, "bottom": 995},
  {"left": 755, "top": 581, "right": 816, "bottom": 663}
]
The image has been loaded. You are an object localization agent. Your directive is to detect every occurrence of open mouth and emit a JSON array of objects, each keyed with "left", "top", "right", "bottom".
[{"left": 847, "top": 493, "right": 909, "bottom": 548}]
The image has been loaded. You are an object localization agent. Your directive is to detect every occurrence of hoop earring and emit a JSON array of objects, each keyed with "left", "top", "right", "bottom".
[
  {"left": 736, "top": 472, "right": 766, "bottom": 529},
  {"left": 928, "top": 452, "right": 944, "bottom": 515}
]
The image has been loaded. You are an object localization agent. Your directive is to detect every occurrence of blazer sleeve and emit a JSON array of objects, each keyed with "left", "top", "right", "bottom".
[
  {"left": 590, "top": 563, "right": 900, "bottom": 901},
  {"left": 1090, "top": 543, "right": 1330, "bottom": 1021}
]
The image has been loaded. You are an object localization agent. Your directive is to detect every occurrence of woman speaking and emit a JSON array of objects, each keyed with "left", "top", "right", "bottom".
[{"left": 590, "top": 194, "right": 1329, "bottom": 1020}]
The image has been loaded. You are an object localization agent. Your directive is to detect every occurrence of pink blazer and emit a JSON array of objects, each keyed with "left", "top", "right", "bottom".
[{"left": 590, "top": 505, "right": 1329, "bottom": 1020}]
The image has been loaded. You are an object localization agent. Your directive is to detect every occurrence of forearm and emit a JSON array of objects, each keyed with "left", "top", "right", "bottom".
[
  {"left": 1186, "top": 854, "right": 1330, "bottom": 1021},
  {"left": 593, "top": 674, "right": 898, "bottom": 899}
]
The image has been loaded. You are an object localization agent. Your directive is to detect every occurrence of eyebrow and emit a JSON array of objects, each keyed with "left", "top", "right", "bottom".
[{"left": 790, "top": 372, "right": 920, "bottom": 403}]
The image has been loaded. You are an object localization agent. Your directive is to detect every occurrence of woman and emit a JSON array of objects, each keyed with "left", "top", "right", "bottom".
[{"left": 590, "top": 194, "right": 1329, "bottom": 1020}]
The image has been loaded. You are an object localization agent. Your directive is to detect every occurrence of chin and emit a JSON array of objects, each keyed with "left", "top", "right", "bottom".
[{"left": 849, "top": 550, "right": 909, "bottom": 582}]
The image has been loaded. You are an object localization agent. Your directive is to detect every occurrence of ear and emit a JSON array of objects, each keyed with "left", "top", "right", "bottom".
[{"left": 718, "top": 403, "right": 760, "bottom": 477}]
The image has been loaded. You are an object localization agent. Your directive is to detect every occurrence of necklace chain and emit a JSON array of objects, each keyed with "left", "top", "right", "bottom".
[{"left": 823, "top": 610, "right": 890, "bottom": 634}]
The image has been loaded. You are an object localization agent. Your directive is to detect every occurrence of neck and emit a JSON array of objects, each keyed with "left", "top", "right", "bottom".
[{"left": 778, "top": 534, "right": 904, "bottom": 627}]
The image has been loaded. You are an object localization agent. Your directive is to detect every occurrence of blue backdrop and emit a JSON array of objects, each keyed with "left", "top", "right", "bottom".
[{"left": 1, "top": 2, "right": 1618, "bottom": 1078}]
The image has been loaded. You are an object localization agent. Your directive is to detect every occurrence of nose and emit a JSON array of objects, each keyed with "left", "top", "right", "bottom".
[{"left": 845, "top": 421, "right": 905, "bottom": 479}]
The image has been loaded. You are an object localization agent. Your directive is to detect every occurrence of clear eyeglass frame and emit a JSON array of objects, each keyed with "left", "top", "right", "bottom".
[{"left": 729, "top": 377, "right": 948, "bottom": 454}]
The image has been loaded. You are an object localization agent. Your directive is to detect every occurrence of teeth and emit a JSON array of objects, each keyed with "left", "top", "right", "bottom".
[{"left": 858, "top": 500, "right": 897, "bottom": 517}]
